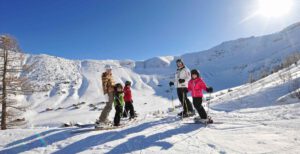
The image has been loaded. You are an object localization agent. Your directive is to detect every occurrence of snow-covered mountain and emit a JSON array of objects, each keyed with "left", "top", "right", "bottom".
[
  {"left": 2, "top": 54, "right": 300, "bottom": 154},
  {"left": 17, "top": 21, "right": 299, "bottom": 126},
  {"left": 23, "top": 22, "right": 298, "bottom": 94},
  {"left": 0, "top": 22, "right": 300, "bottom": 154},
  {"left": 135, "top": 21, "right": 300, "bottom": 89},
  {"left": 25, "top": 22, "right": 300, "bottom": 93}
]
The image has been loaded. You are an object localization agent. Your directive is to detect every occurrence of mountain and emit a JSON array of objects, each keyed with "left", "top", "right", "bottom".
[
  {"left": 15, "top": 21, "right": 300, "bottom": 126},
  {"left": 2, "top": 52, "right": 300, "bottom": 154},
  {"left": 0, "top": 22, "right": 300, "bottom": 154},
  {"left": 136, "top": 21, "right": 300, "bottom": 89}
]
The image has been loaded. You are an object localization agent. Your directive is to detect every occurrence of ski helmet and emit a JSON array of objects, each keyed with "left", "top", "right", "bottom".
[
  {"left": 125, "top": 81, "right": 131, "bottom": 86},
  {"left": 105, "top": 65, "right": 113, "bottom": 70},
  {"left": 191, "top": 69, "right": 200, "bottom": 77}
]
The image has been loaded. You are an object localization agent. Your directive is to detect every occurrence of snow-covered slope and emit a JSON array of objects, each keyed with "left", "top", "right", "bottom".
[
  {"left": 1, "top": 60, "right": 299, "bottom": 154},
  {"left": 17, "top": 22, "right": 300, "bottom": 126},
  {"left": 1, "top": 22, "right": 300, "bottom": 154},
  {"left": 23, "top": 56, "right": 171, "bottom": 127},
  {"left": 176, "top": 22, "right": 300, "bottom": 89},
  {"left": 5, "top": 21, "right": 294, "bottom": 126}
]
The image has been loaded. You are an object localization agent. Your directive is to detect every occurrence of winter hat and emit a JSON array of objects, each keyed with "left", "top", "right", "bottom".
[
  {"left": 191, "top": 69, "right": 200, "bottom": 77},
  {"left": 105, "top": 65, "right": 113, "bottom": 70},
  {"left": 125, "top": 81, "right": 131, "bottom": 86},
  {"left": 176, "top": 59, "right": 185, "bottom": 67},
  {"left": 176, "top": 59, "right": 183, "bottom": 64}
]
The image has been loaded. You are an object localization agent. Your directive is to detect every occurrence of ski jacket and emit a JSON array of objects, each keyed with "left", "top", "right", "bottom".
[
  {"left": 188, "top": 77, "right": 207, "bottom": 98},
  {"left": 114, "top": 93, "right": 125, "bottom": 107},
  {"left": 123, "top": 86, "right": 132, "bottom": 102},
  {"left": 174, "top": 67, "right": 191, "bottom": 88},
  {"left": 102, "top": 72, "right": 115, "bottom": 94}
]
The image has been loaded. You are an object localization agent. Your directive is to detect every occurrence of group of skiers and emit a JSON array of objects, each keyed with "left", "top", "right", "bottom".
[
  {"left": 96, "top": 65, "right": 136, "bottom": 127},
  {"left": 96, "top": 58, "right": 213, "bottom": 128}
]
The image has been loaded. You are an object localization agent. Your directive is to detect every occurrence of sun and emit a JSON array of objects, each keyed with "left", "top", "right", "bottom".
[{"left": 258, "top": 0, "right": 293, "bottom": 18}]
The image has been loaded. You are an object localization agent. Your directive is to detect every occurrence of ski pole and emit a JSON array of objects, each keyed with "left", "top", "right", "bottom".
[
  {"left": 170, "top": 86, "right": 175, "bottom": 111},
  {"left": 207, "top": 93, "right": 211, "bottom": 116},
  {"left": 182, "top": 90, "right": 189, "bottom": 119}
]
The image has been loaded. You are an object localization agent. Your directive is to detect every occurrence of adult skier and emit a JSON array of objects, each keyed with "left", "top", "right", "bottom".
[
  {"left": 96, "top": 65, "right": 115, "bottom": 128},
  {"left": 169, "top": 59, "right": 194, "bottom": 117}
]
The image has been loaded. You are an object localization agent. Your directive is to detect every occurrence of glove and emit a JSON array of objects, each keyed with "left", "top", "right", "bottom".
[
  {"left": 178, "top": 79, "right": 185, "bottom": 83},
  {"left": 169, "top": 81, "right": 174, "bottom": 86},
  {"left": 184, "top": 88, "right": 188, "bottom": 93},
  {"left": 206, "top": 87, "right": 213, "bottom": 93}
]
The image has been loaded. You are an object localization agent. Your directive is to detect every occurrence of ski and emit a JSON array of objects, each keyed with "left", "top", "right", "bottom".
[
  {"left": 183, "top": 121, "right": 223, "bottom": 125},
  {"left": 94, "top": 124, "right": 126, "bottom": 130},
  {"left": 71, "top": 117, "right": 140, "bottom": 134}
]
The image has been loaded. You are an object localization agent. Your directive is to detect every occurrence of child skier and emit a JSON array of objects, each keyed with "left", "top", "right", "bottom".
[
  {"left": 113, "top": 83, "right": 125, "bottom": 126},
  {"left": 123, "top": 81, "right": 136, "bottom": 119},
  {"left": 188, "top": 69, "right": 213, "bottom": 123}
]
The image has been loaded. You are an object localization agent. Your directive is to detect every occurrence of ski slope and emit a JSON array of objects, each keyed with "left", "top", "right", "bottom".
[
  {"left": 16, "top": 21, "right": 300, "bottom": 127},
  {"left": 1, "top": 62, "right": 300, "bottom": 153},
  {"left": 0, "top": 22, "right": 300, "bottom": 154}
]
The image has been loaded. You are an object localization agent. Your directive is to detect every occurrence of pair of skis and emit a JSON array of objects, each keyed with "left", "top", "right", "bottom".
[{"left": 71, "top": 118, "right": 138, "bottom": 133}]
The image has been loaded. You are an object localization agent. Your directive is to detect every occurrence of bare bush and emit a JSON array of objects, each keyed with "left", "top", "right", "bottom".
[
  {"left": 0, "top": 35, "right": 34, "bottom": 130},
  {"left": 248, "top": 72, "right": 256, "bottom": 83},
  {"left": 282, "top": 52, "right": 300, "bottom": 68}
]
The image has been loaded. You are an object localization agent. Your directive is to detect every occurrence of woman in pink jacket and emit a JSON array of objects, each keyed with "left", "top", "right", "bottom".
[{"left": 188, "top": 69, "right": 213, "bottom": 121}]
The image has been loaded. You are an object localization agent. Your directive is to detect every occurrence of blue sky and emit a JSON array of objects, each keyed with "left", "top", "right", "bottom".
[{"left": 1, "top": 0, "right": 300, "bottom": 60}]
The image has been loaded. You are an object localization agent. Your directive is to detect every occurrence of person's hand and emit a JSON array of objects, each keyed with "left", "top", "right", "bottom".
[
  {"left": 206, "top": 87, "right": 213, "bottom": 93},
  {"left": 178, "top": 79, "right": 185, "bottom": 83},
  {"left": 169, "top": 81, "right": 174, "bottom": 87}
]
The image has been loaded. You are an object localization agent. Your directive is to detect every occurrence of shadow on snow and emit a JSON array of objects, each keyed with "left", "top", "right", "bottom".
[{"left": 1, "top": 116, "right": 204, "bottom": 154}]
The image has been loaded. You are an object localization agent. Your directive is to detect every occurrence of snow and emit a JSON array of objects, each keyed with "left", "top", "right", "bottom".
[{"left": 1, "top": 22, "right": 300, "bottom": 154}]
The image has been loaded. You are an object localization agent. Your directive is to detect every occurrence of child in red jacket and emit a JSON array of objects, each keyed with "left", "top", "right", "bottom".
[
  {"left": 188, "top": 69, "right": 213, "bottom": 121},
  {"left": 123, "top": 81, "right": 136, "bottom": 119}
]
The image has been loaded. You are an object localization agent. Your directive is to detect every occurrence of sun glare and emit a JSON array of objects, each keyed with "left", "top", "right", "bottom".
[{"left": 258, "top": 0, "right": 293, "bottom": 18}]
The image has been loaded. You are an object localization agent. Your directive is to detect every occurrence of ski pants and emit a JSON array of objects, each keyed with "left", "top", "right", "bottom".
[
  {"left": 114, "top": 105, "right": 123, "bottom": 125},
  {"left": 99, "top": 92, "right": 114, "bottom": 122},
  {"left": 192, "top": 97, "right": 207, "bottom": 119},
  {"left": 123, "top": 102, "right": 135, "bottom": 118},
  {"left": 177, "top": 87, "right": 194, "bottom": 114}
]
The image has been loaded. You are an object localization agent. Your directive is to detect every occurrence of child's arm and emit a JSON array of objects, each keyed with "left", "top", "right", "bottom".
[
  {"left": 199, "top": 78, "right": 208, "bottom": 91},
  {"left": 119, "top": 94, "right": 125, "bottom": 106}
]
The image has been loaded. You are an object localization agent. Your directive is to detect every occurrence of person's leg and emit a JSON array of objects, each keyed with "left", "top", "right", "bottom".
[
  {"left": 123, "top": 104, "right": 129, "bottom": 117},
  {"left": 99, "top": 92, "right": 114, "bottom": 123},
  {"left": 129, "top": 103, "right": 135, "bottom": 118},
  {"left": 177, "top": 88, "right": 187, "bottom": 114},
  {"left": 193, "top": 97, "right": 207, "bottom": 119},
  {"left": 182, "top": 88, "right": 194, "bottom": 113},
  {"left": 114, "top": 105, "right": 122, "bottom": 126},
  {"left": 192, "top": 97, "right": 201, "bottom": 116}
]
